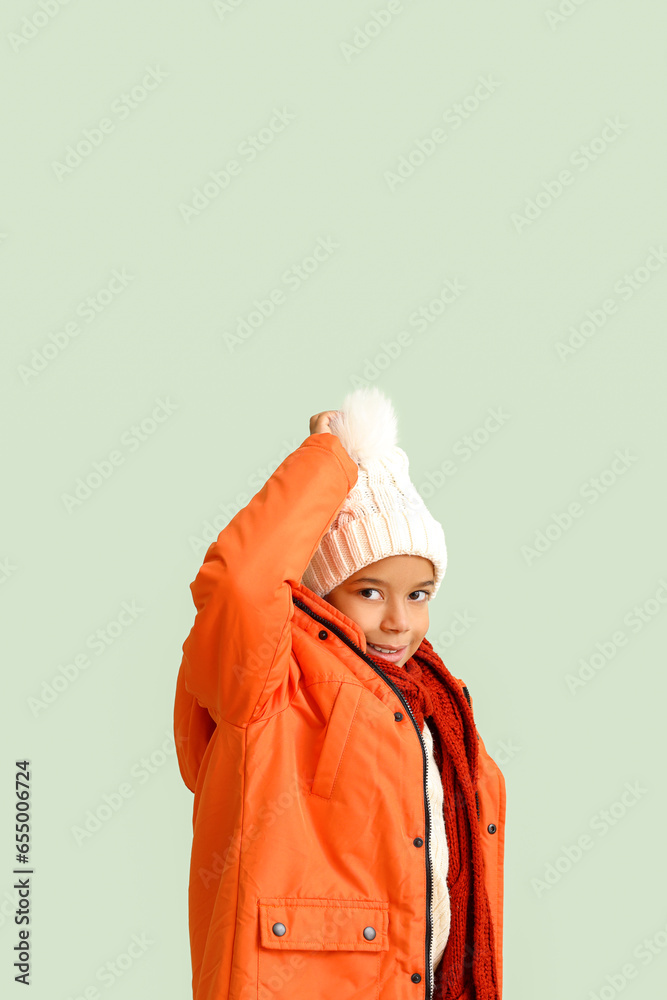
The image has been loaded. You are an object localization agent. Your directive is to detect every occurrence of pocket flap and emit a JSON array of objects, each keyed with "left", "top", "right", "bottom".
[{"left": 258, "top": 897, "right": 388, "bottom": 951}]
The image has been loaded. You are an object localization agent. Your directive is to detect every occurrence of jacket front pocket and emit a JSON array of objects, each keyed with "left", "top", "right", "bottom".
[
  {"left": 257, "top": 897, "right": 388, "bottom": 1000},
  {"left": 310, "top": 682, "right": 362, "bottom": 800}
]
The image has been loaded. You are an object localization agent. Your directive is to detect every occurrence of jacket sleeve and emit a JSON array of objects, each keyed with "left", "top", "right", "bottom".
[
  {"left": 177, "top": 431, "right": 358, "bottom": 732},
  {"left": 173, "top": 662, "right": 217, "bottom": 793}
]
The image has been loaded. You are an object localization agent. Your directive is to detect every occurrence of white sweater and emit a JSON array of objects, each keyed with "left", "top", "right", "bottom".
[{"left": 422, "top": 719, "right": 451, "bottom": 972}]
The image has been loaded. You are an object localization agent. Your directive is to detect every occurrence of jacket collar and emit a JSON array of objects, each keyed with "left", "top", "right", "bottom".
[{"left": 291, "top": 582, "right": 367, "bottom": 652}]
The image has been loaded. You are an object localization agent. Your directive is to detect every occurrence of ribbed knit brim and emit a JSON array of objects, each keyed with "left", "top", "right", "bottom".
[{"left": 302, "top": 498, "right": 447, "bottom": 599}]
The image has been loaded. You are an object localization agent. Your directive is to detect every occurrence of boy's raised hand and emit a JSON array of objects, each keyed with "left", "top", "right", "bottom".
[{"left": 309, "top": 410, "right": 340, "bottom": 435}]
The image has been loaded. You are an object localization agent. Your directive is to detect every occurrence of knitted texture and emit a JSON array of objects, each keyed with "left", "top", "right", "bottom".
[
  {"left": 302, "top": 387, "right": 447, "bottom": 599},
  {"left": 364, "top": 639, "right": 500, "bottom": 1000}
]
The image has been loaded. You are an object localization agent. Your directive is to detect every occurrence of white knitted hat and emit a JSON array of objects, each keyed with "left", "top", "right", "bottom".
[{"left": 302, "top": 386, "right": 447, "bottom": 599}]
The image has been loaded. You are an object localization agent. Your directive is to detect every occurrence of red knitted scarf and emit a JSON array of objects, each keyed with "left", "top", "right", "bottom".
[{"left": 365, "top": 636, "right": 499, "bottom": 1000}]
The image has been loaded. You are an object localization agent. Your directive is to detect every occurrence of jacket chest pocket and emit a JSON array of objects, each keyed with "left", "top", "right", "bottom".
[
  {"left": 257, "top": 896, "right": 388, "bottom": 1000},
  {"left": 310, "top": 682, "right": 362, "bottom": 800}
]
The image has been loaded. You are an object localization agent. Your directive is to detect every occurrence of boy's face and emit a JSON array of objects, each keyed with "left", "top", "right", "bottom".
[{"left": 323, "top": 555, "right": 435, "bottom": 669}]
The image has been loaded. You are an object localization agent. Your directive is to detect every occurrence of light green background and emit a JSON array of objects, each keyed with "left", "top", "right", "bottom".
[{"left": 2, "top": 1, "right": 667, "bottom": 998}]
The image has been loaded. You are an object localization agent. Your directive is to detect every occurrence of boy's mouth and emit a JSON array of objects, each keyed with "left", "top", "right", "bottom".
[{"left": 367, "top": 642, "right": 408, "bottom": 663}]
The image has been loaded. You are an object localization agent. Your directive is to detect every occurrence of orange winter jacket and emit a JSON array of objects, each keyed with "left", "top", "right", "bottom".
[{"left": 174, "top": 431, "right": 506, "bottom": 1000}]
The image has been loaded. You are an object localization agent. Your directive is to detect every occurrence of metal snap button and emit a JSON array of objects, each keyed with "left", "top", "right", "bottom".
[
  {"left": 272, "top": 922, "right": 286, "bottom": 936},
  {"left": 411, "top": 973, "right": 422, "bottom": 983},
  {"left": 487, "top": 823, "right": 497, "bottom": 834},
  {"left": 413, "top": 837, "right": 423, "bottom": 848},
  {"left": 394, "top": 711, "right": 403, "bottom": 721},
  {"left": 318, "top": 630, "right": 328, "bottom": 640},
  {"left": 363, "top": 926, "right": 376, "bottom": 940}
]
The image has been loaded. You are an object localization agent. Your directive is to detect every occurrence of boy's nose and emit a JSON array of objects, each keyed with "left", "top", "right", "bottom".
[{"left": 384, "top": 607, "right": 408, "bottom": 625}]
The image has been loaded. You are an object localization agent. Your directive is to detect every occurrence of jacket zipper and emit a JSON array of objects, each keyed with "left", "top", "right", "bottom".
[{"left": 292, "top": 597, "right": 435, "bottom": 1000}]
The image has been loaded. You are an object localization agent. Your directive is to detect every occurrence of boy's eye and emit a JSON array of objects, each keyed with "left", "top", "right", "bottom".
[{"left": 357, "top": 588, "right": 431, "bottom": 601}]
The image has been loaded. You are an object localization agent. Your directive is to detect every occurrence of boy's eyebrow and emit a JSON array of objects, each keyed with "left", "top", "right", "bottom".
[{"left": 351, "top": 576, "right": 435, "bottom": 588}]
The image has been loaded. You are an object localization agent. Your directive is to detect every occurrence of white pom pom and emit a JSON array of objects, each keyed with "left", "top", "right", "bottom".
[{"left": 328, "top": 386, "right": 398, "bottom": 464}]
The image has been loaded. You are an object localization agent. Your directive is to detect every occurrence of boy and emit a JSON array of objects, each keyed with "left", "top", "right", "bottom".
[{"left": 174, "top": 387, "right": 505, "bottom": 999}]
